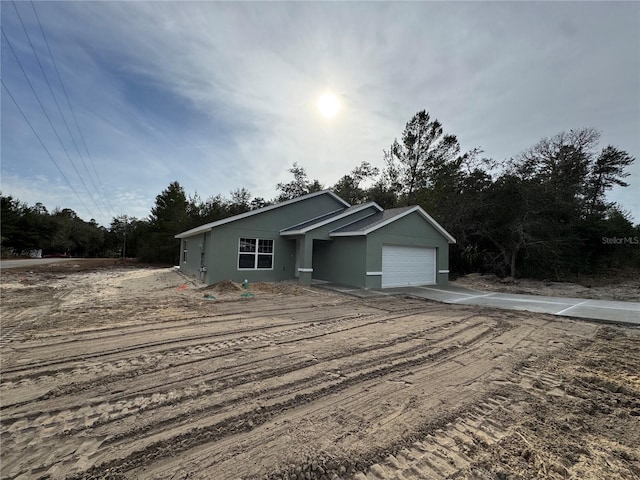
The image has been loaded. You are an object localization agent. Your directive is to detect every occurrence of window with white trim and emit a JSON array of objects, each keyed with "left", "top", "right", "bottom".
[
  {"left": 182, "top": 240, "right": 188, "bottom": 263},
  {"left": 238, "top": 238, "right": 273, "bottom": 269}
]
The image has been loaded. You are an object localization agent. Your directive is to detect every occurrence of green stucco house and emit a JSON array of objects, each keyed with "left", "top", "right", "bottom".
[{"left": 175, "top": 190, "right": 455, "bottom": 289}]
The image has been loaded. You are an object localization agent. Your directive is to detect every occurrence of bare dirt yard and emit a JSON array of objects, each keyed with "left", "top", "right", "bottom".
[
  {"left": 453, "top": 270, "right": 640, "bottom": 302},
  {"left": 1, "top": 260, "right": 639, "bottom": 479}
]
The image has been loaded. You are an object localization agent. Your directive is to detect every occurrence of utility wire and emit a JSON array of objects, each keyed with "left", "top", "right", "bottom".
[
  {"left": 10, "top": 1, "right": 107, "bottom": 218},
  {"left": 1, "top": 27, "right": 98, "bottom": 219},
  {"left": 2, "top": 79, "right": 93, "bottom": 216},
  {"left": 30, "top": 0, "right": 117, "bottom": 219}
]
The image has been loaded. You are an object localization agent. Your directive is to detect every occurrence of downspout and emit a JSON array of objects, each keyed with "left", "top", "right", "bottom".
[{"left": 199, "top": 233, "right": 207, "bottom": 283}]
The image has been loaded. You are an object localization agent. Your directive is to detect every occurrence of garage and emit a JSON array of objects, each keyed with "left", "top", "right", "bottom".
[{"left": 382, "top": 245, "right": 436, "bottom": 288}]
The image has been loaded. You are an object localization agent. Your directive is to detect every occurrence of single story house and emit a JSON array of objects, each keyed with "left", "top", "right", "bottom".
[{"left": 175, "top": 190, "right": 455, "bottom": 289}]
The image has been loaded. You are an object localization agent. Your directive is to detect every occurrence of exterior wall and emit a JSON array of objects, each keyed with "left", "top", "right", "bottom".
[
  {"left": 184, "top": 193, "right": 345, "bottom": 285},
  {"left": 290, "top": 205, "right": 378, "bottom": 286},
  {"left": 313, "top": 237, "right": 366, "bottom": 287},
  {"left": 295, "top": 236, "right": 313, "bottom": 285},
  {"left": 364, "top": 212, "right": 450, "bottom": 288},
  {"left": 179, "top": 233, "right": 207, "bottom": 282},
  {"left": 205, "top": 227, "right": 296, "bottom": 284}
]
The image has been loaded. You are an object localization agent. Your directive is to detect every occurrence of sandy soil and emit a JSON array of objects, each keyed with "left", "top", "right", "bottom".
[
  {"left": 1, "top": 261, "right": 639, "bottom": 479},
  {"left": 453, "top": 271, "right": 640, "bottom": 302}
]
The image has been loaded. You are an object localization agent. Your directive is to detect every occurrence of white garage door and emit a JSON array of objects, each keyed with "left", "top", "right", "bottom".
[{"left": 382, "top": 245, "right": 436, "bottom": 288}]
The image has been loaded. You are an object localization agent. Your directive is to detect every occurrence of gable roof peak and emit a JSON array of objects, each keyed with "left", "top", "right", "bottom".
[{"left": 329, "top": 204, "right": 456, "bottom": 243}]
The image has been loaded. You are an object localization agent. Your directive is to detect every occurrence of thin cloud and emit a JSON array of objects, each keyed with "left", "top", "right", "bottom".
[{"left": 1, "top": 1, "right": 638, "bottom": 225}]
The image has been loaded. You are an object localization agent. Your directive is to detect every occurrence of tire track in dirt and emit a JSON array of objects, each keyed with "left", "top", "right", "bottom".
[
  {"left": 2, "top": 298, "right": 441, "bottom": 373},
  {"left": 158, "top": 327, "right": 528, "bottom": 479},
  {"left": 96, "top": 318, "right": 493, "bottom": 445},
  {"left": 351, "top": 393, "right": 514, "bottom": 480},
  {"left": 253, "top": 327, "right": 592, "bottom": 480},
  {"left": 1, "top": 312, "right": 362, "bottom": 376},
  {"left": 70, "top": 322, "right": 502, "bottom": 480},
  {"left": 350, "top": 362, "right": 567, "bottom": 479},
  {"left": 5, "top": 306, "right": 472, "bottom": 407},
  {"left": 0, "top": 305, "right": 450, "bottom": 408},
  {"left": 4, "top": 266, "right": 637, "bottom": 480},
  {"left": 275, "top": 332, "right": 637, "bottom": 480},
  {"left": 0, "top": 312, "right": 372, "bottom": 385},
  {"left": 1, "top": 311, "right": 496, "bottom": 479},
  {"left": 2, "top": 304, "right": 452, "bottom": 396},
  {"left": 0, "top": 323, "right": 24, "bottom": 348},
  {"left": 1, "top": 310, "right": 480, "bottom": 437},
  {"left": 25, "top": 299, "right": 366, "bottom": 343}
]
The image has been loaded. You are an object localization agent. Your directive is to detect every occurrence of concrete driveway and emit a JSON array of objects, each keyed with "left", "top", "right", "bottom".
[{"left": 319, "top": 283, "right": 640, "bottom": 326}]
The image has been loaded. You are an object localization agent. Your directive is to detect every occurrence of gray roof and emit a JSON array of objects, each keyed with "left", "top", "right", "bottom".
[
  {"left": 330, "top": 207, "right": 414, "bottom": 234},
  {"left": 280, "top": 202, "right": 382, "bottom": 234},
  {"left": 280, "top": 208, "right": 347, "bottom": 233}
]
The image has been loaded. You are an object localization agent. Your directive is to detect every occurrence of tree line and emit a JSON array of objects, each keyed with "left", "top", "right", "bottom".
[
  {"left": 0, "top": 188, "right": 257, "bottom": 262},
  {"left": 2, "top": 109, "right": 637, "bottom": 279}
]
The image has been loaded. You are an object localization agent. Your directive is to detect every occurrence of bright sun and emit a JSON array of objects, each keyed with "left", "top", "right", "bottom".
[{"left": 317, "top": 92, "right": 340, "bottom": 118}]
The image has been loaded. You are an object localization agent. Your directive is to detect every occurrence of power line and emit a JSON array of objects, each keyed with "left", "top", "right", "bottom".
[
  {"left": 10, "top": 1, "right": 108, "bottom": 218},
  {"left": 30, "top": 0, "right": 117, "bottom": 219},
  {"left": 2, "top": 26, "right": 99, "bottom": 219},
  {"left": 2, "top": 79, "right": 93, "bottom": 216}
]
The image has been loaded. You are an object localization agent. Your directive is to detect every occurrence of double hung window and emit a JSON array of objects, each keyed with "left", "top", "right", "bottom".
[{"left": 238, "top": 238, "right": 273, "bottom": 269}]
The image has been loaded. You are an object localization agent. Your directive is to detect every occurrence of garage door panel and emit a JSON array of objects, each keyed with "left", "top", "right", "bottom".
[{"left": 382, "top": 245, "right": 435, "bottom": 288}]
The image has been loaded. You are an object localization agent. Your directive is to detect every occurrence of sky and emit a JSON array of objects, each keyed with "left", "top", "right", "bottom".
[{"left": 2, "top": 1, "right": 639, "bottom": 227}]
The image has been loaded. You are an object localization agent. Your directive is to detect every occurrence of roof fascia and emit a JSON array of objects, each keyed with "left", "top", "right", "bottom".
[
  {"left": 330, "top": 231, "right": 367, "bottom": 237},
  {"left": 413, "top": 206, "right": 457, "bottom": 243}
]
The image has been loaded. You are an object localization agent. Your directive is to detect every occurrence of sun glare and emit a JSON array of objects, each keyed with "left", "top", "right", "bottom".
[{"left": 317, "top": 92, "right": 340, "bottom": 118}]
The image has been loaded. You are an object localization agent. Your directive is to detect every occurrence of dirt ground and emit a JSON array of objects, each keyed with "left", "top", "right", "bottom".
[
  {"left": 1, "top": 261, "right": 639, "bottom": 480},
  {"left": 453, "top": 271, "right": 640, "bottom": 302}
]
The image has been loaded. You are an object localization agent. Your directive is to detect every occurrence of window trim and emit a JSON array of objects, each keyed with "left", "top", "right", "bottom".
[
  {"left": 237, "top": 237, "right": 274, "bottom": 270},
  {"left": 182, "top": 240, "right": 188, "bottom": 263}
]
